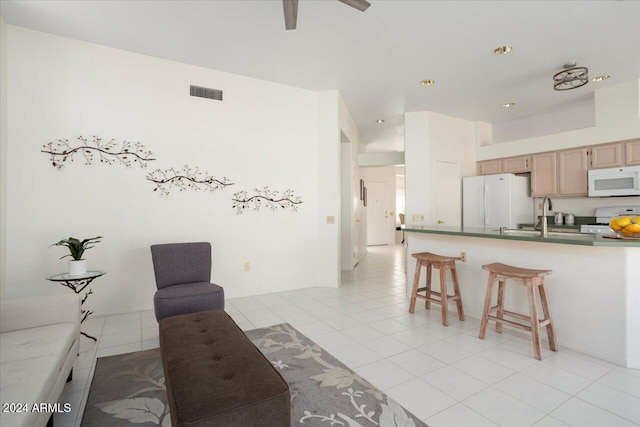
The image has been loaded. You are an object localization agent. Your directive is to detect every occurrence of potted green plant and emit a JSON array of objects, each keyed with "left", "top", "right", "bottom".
[{"left": 51, "top": 236, "right": 102, "bottom": 275}]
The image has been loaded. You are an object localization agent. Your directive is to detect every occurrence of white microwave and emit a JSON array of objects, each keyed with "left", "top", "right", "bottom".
[{"left": 588, "top": 166, "right": 640, "bottom": 197}]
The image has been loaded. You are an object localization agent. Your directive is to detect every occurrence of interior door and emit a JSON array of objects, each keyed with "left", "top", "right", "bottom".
[
  {"left": 435, "top": 161, "right": 461, "bottom": 226},
  {"left": 367, "top": 181, "right": 390, "bottom": 246}
]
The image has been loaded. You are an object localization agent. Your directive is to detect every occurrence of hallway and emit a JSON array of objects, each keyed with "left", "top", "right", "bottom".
[{"left": 341, "top": 244, "right": 406, "bottom": 289}]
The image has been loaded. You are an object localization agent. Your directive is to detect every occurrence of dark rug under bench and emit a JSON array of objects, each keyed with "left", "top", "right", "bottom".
[{"left": 82, "top": 323, "right": 427, "bottom": 426}]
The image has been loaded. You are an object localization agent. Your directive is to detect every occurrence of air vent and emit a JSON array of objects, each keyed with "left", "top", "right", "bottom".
[{"left": 190, "top": 85, "right": 223, "bottom": 101}]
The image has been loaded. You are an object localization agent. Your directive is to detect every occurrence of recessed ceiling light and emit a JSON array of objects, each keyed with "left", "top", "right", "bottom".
[
  {"left": 420, "top": 80, "right": 436, "bottom": 86},
  {"left": 376, "top": 119, "right": 385, "bottom": 124},
  {"left": 592, "top": 75, "right": 610, "bottom": 82},
  {"left": 502, "top": 102, "right": 516, "bottom": 108},
  {"left": 493, "top": 45, "right": 513, "bottom": 55}
]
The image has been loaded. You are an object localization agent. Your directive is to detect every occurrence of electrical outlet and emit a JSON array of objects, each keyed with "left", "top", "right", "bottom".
[
  {"left": 244, "top": 262, "right": 250, "bottom": 272},
  {"left": 412, "top": 214, "right": 419, "bottom": 221},
  {"left": 460, "top": 251, "right": 467, "bottom": 262},
  {"left": 419, "top": 215, "right": 425, "bottom": 221},
  {"left": 327, "top": 216, "right": 335, "bottom": 224},
  {"left": 537, "top": 203, "right": 543, "bottom": 210}
]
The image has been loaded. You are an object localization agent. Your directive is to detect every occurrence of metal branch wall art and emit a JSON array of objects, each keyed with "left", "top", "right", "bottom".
[
  {"left": 41, "top": 136, "right": 156, "bottom": 169},
  {"left": 232, "top": 186, "right": 302, "bottom": 214},
  {"left": 146, "top": 165, "right": 234, "bottom": 195},
  {"left": 40, "top": 136, "right": 302, "bottom": 214}
]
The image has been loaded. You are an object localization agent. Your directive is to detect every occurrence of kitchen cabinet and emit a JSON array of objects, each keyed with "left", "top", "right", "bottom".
[
  {"left": 531, "top": 152, "right": 557, "bottom": 196},
  {"left": 478, "top": 156, "right": 530, "bottom": 175},
  {"left": 558, "top": 147, "right": 589, "bottom": 195},
  {"left": 478, "top": 139, "right": 635, "bottom": 195},
  {"left": 626, "top": 139, "right": 640, "bottom": 166},
  {"left": 529, "top": 149, "right": 588, "bottom": 197},
  {"left": 590, "top": 143, "right": 623, "bottom": 169},
  {"left": 501, "top": 155, "right": 531, "bottom": 173},
  {"left": 477, "top": 159, "right": 502, "bottom": 175}
]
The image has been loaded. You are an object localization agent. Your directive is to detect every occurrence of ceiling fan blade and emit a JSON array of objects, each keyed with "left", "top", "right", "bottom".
[
  {"left": 283, "top": 0, "right": 298, "bottom": 30},
  {"left": 338, "top": 0, "right": 371, "bottom": 12}
]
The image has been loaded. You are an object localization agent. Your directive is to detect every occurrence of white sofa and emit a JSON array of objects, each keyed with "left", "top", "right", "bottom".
[{"left": 0, "top": 294, "right": 80, "bottom": 427}]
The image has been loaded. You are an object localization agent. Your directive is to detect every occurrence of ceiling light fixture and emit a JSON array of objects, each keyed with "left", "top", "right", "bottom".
[
  {"left": 592, "top": 75, "right": 610, "bottom": 82},
  {"left": 493, "top": 45, "right": 512, "bottom": 55},
  {"left": 502, "top": 102, "right": 516, "bottom": 108},
  {"left": 376, "top": 119, "right": 385, "bottom": 124},
  {"left": 420, "top": 80, "right": 436, "bottom": 86},
  {"left": 553, "top": 62, "right": 589, "bottom": 91}
]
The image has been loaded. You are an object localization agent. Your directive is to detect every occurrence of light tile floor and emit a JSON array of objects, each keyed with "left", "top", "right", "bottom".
[{"left": 58, "top": 245, "right": 640, "bottom": 427}]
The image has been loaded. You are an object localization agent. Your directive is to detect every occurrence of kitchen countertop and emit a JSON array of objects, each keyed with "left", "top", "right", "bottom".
[{"left": 404, "top": 225, "right": 640, "bottom": 247}]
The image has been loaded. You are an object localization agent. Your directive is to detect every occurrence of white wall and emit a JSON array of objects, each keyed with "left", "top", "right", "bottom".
[
  {"left": 340, "top": 143, "right": 354, "bottom": 269},
  {"left": 316, "top": 90, "right": 341, "bottom": 287},
  {"left": 404, "top": 111, "right": 477, "bottom": 226},
  {"left": 477, "top": 80, "right": 640, "bottom": 160},
  {"left": 427, "top": 112, "right": 477, "bottom": 178},
  {"left": 5, "top": 26, "right": 341, "bottom": 315},
  {"left": 493, "top": 95, "right": 596, "bottom": 144},
  {"left": 358, "top": 151, "right": 404, "bottom": 167},
  {"left": 535, "top": 196, "right": 640, "bottom": 218},
  {"left": 404, "top": 112, "right": 430, "bottom": 227},
  {"left": 0, "top": 16, "right": 8, "bottom": 299}
]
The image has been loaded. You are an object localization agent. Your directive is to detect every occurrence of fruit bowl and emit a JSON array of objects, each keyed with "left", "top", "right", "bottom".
[{"left": 609, "top": 214, "right": 640, "bottom": 239}]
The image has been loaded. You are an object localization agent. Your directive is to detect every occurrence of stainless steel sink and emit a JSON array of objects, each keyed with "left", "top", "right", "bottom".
[
  {"left": 498, "top": 228, "right": 593, "bottom": 238},
  {"left": 499, "top": 229, "right": 540, "bottom": 236}
]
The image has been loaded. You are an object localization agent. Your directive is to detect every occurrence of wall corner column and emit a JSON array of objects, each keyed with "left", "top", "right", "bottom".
[
  {"left": 316, "top": 90, "right": 341, "bottom": 287},
  {"left": 0, "top": 17, "right": 9, "bottom": 300},
  {"left": 404, "top": 112, "right": 430, "bottom": 228}
]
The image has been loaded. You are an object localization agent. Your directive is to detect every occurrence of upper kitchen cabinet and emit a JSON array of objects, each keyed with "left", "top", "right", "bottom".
[
  {"left": 532, "top": 148, "right": 588, "bottom": 196},
  {"left": 531, "top": 152, "right": 558, "bottom": 196},
  {"left": 558, "top": 147, "right": 589, "bottom": 196},
  {"left": 477, "top": 159, "right": 502, "bottom": 175},
  {"left": 501, "top": 155, "right": 531, "bottom": 173},
  {"left": 626, "top": 139, "right": 640, "bottom": 165},
  {"left": 477, "top": 155, "right": 531, "bottom": 175},
  {"left": 590, "top": 142, "right": 623, "bottom": 169}
]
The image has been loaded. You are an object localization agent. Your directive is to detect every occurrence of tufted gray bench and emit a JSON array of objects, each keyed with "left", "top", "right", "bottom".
[{"left": 159, "top": 310, "right": 290, "bottom": 426}]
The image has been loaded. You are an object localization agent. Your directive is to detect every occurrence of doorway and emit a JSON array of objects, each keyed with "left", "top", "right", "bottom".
[{"left": 367, "top": 181, "right": 390, "bottom": 245}]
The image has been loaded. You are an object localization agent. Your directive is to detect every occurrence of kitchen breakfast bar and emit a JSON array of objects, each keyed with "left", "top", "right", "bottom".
[{"left": 405, "top": 226, "right": 640, "bottom": 368}]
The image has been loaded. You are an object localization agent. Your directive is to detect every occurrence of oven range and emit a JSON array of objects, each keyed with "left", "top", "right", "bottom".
[{"left": 580, "top": 206, "right": 640, "bottom": 235}]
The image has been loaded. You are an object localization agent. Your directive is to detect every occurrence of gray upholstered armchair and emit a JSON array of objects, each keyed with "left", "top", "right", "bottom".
[{"left": 150, "top": 242, "right": 224, "bottom": 321}]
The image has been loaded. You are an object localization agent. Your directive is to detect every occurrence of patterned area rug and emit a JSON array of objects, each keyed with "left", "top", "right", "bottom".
[{"left": 82, "top": 323, "right": 427, "bottom": 426}]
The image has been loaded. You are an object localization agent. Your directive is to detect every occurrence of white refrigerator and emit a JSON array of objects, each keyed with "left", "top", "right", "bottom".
[{"left": 463, "top": 174, "right": 533, "bottom": 229}]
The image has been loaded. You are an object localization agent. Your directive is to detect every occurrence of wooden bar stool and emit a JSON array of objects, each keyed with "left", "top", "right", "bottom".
[
  {"left": 479, "top": 262, "right": 557, "bottom": 360},
  {"left": 409, "top": 252, "right": 464, "bottom": 326}
]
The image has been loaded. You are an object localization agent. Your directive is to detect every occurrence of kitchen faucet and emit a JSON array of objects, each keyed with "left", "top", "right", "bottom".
[{"left": 540, "top": 196, "right": 553, "bottom": 238}]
